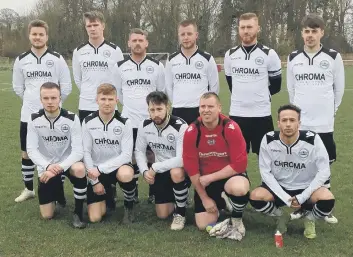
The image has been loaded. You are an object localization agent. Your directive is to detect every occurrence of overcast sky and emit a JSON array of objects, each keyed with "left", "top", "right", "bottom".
[{"left": 0, "top": 0, "right": 38, "bottom": 14}]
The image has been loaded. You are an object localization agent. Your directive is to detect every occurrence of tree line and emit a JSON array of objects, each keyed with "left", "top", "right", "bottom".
[{"left": 0, "top": 0, "right": 352, "bottom": 59}]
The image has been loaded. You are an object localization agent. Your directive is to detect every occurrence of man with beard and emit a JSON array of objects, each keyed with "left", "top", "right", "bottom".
[
  {"left": 249, "top": 104, "right": 335, "bottom": 239},
  {"left": 165, "top": 19, "right": 219, "bottom": 125},
  {"left": 115, "top": 28, "right": 165, "bottom": 203},
  {"left": 135, "top": 91, "right": 189, "bottom": 230},
  {"left": 82, "top": 84, "right": 136, "bottom": 224},
  {"left": 13, "top": 19, "right": 72, "bottom": 202},
  {"left": 224, "top": 13, "right": 282, "bottom": 156},
  {"left": 286, "top": 14, "right": 344, "bottom": 224},
  {"left": 73, "top": 11, "right": 124, "bottom": 123},
  {"left": 27, "top": 82, "right": 86, "bottom": 228}
]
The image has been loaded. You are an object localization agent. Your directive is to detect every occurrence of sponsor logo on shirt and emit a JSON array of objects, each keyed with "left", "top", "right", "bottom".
[
  {"left": 95, "top": 138, "right": 119, "bottom": 145},
  {"left": 167, "top": 133, "right": 175, "bottom": 143},
  {"left": 127, "top": 79, "right": 151, "bottom": 86},
  {"left": 320, "top": 60, "right": 329, "bottom": 69},
  {"left": 148, "top": 142, "right": 175, "bottom": 151},
  {"left": 26, "top": 71, "right": 52, "bottom": 78},
  {"left": 83, "top": 61, "right": 108, "bottom": 68},
  {"left": 195, "top": 61, "right": 204, "bottom": 69},
  {"left": 199, "top": 152, "right": 228, "bottom": 158},
  {"left": 205, "top": 134, "right": 217, "bottom": 138},
  {"left": 255, "top": 57, "right": 264, "bottom": 65},
  {"left": 113, "top": 126, "right": 122, "bottom": 135},
  {"left": 175, "top": 73, "right": 201, "bottom": 80},
  {"left": 61, "top": 124, "right": 70, "bottom": 133},
  {"left": 232, "top": 67, "right": 259, "bottom": 74},
  {"left": 274, "top": 161, "right": 306, "bottom": 169},
  {"left": 42, "top": 136, "right": 68, "bottom": 142},
  {"left": 295, "top": 73, "right": 325, "bottom": 81},
  {"left": 46, "top": 60, "right": 54, "bottom": 68}
]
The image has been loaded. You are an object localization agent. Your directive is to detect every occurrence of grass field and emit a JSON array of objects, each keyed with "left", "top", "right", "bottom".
[{"left": 0, "top": 69, "right": 352, "bottom": 257}]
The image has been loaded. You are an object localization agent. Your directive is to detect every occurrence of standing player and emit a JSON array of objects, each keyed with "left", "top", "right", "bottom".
[
  {"left": 287, "top": 14, "right": 344, "bottom": 223},
  {"left": 135, "top": 91, "right": 189, "bottom": 230},
  {"left": 249, "top": 104, "right": 335, "bottom": 239},
  {"left": 13, "top": 19, "right": 72, "bottom": 202},
  {"left": 224, "top": 12, "right": 282, "bottom": 156},
  {"left": 115, "top": 28, "right": 165, "bottom": 203},
  {"left": 27, "top": 82, "right": 86, "bottom": 228},
  {"left": 82, "top": 84, "right": 136, "bottom": 224},
  {"left": 183, "top": 92, "right": 249, "bottom": 234},
  {"left": 73, "top": 11, "right": 124, "bottom": 123},
  {"left": 165, "top": 19, "right": 219, "bottom": 125}
]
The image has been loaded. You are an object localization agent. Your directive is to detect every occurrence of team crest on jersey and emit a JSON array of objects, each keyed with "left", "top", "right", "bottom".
[
  {"left": 299, "top": 148, "right": 309, "bottom": 159},
  {"left": 255, "top": 57, "right": 264, "bottom": 65},
  {"left": 103, "top": 50, "right": 111, "bottom": 58},
  {"left": 113, "top": 126, "right": 122, "bottom": 135},
  {"left": 320, "top": 60, "right": 329, "bottom": 69},
  {"left": 46, "top": 60, "right": 54, "bottom": 68},
  {"left": 146, "top": 66, "right": 154, "bottom": 73},
  {"left": 207, "top": 139, "right": 216, "bottom": 145},
  {"left": 61, "top": 124, "right": 70, "bottom": 133},
  {"left": 195, "top": 61, "right": 204, "bottom": 69},
  {"left": 167, "top": 133, "right": 175, "bottom": 143}
]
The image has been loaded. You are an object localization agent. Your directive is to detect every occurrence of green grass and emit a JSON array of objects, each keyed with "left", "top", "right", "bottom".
[{"left": 0, "top": 70, "right": 353, "bottom": 257}]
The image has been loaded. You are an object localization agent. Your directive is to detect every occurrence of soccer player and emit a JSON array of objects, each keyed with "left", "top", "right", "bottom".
[
  {"left": 82, "top": 84, "right": 136, "bottom": 224},
  {"left": 249, "top": 104, "right": 335, "bottom": 239},
  {"left": 286, "top": 14, "right": 344, "bottom": 223},
  {"left": 224, "top": 12, "right": 282, "bottom": 155},
  {"left": 115, "top": 28, "right": 165, "bottom": 203},
  {"left": 135, "top": 91, "right": 189, "bottom": 230},
  {"left": 165, "top": 19, "right": 219, "bottom": 125},
  {"left": 73, "top": 11, "right": 124, "bottom": 123},
  {"left": 183, "top": 92, "right": 249, "bottom": 234},
  {"left": 13, "top": 19, "right": 72, "bottom": 202},
  {"left": 26, "top": 82, "right": 86, "bottom": 228}
]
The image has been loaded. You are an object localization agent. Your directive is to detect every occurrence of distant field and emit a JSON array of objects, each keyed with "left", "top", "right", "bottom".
[{"left": 0, "top": 69, "right": 352, "bottom": 257}]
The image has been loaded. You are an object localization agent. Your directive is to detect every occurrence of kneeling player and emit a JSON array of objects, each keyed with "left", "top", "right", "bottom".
[
  {"left": 135, "top": 91, "right": 189, "bottom": 230},
  {"left": 183, "top": 92, "right": 249, "bottom": 234},
  {"left": 27, "top": 82, "right": 86, "bottom": 228},
  {"left": 83, "top": 84, "right": 136, "bottom": 224},
  {"left": 249, "top": 104, "right": 335, "bottom": 239}
]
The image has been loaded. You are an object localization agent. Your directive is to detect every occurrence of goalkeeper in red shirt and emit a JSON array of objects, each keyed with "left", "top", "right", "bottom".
[{"left": 183, "top": 92, "right": 249, "bottom": 236}]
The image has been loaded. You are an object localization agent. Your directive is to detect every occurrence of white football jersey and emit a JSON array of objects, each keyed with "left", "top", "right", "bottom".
[
  {"left": 82, "top": 111, "right": 133, "bottom": 184},
  {"left": 72, "top": 41, "right": 124, "bottom": 111},
  {"left": 26, "top": 108, "right": 83, "bottom": 176},
  {"left": 259, "top": 130, "right": 330, "bottom": 205},
  {"left": 114, "top": 56, "right": 165, "bottom": 128},
  {"left": 165, "top": 48, "right": 219, "bottom": 108},
  {"left": 287, "top": 46, "right": 345, "bottom": 133},
  {"left": 224, "top": 44, "right": 282, "bottom": 117},
  {"left": 12, "top": 49, "right": 72, "bottom": 122},
  {"left": 135, "top": 115, "right": 188, "bottom": 174}
]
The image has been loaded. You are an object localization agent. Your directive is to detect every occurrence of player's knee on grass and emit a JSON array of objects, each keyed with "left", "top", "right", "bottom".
[
  {"left": 195, "top": 212, "right": 218, "bottom": 230},
  {"left": 70, "top": 162, "right": 86, "bottom": 178},
  {"left": 170, "top": 168, "right": 185, "bottom": 183},
  {"left": 40, "top": 203, "right": 55, "bottom": 220},
  {"left": 117, "top": 165, "right": 134, "bottom": 183},
  {"left": 249, "top": 187, "right": 275, "bottom": 201},
  {"left": 88, "top": 202, "right": 106, "bottom": 223},
  {"left": 156, "top": 203, "right": 174, "bottom": 219},
  {"left": 310, "top": 187, "right": 335, "bottom": 203},
  {"left": 21, "top": 151, "right": 29, "bottom": 159},
  {"left": 224, "top": 176, "right": 249, "bottom": 196}
]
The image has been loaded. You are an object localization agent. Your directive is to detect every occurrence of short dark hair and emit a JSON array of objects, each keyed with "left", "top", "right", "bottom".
[
  {"left": 83, "top": 11, "right": 105, "bottom": 24},
  {"left": 277, "top": 104, "right": 301, "bottom": 120},
  {"left": 129, "top": 28, "right": 148, "bottom": 39},
  {"left": 28, "top": 19, "right": 49, "bottom": 34},
  {"left": 146, "top": 91, "right": 169, "bottom": 106},
  {"left": 200, "top": 92, "right": 221, "bottom": 104},
  {"left": 239, "top": 12, "right": 258, "bottom": 22},
  {"left": 301, "top": 14, "right": 325, "bottom": 30},
  {"left": 40, "top": 82, "right": 60, "bottom": 93},
  {"left": 179, "top": 19, "right": 198, "bottom": 31}
]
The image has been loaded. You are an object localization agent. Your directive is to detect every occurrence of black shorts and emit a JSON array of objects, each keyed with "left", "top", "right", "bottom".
[
  {"left": 194, "top": 173, "right": 249, "bottom": 213},
  {"left": 260, "top": 183, "right": 311, "bottom": 208},
  {"left": 20, "top": 122, "right": 28, "bottom": 152},
  {"left": 318, "top": 132, "right": 336, "bottom": 164},
  {"left": 38, "top": 169, "right": 77, "bottom": 205},
  {"left": 87, "top": 164, "right": 134, "bottom": 205},
  {"left": 230, "top": 116, "right": 274, "bottom": 155},
  {"left": 172, "top": 107, "right": 199, "bottom": 125},
  {"left": 79, "top": 110, "right": 95, "bottom": 124},
  {"left": 153, "top": 171, "right": 175, "bottom": 204}
]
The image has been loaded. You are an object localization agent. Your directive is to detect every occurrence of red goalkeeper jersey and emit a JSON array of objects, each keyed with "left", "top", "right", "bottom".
[{"left": 183, "top": 114, "right": 247, "bottom": 176}]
